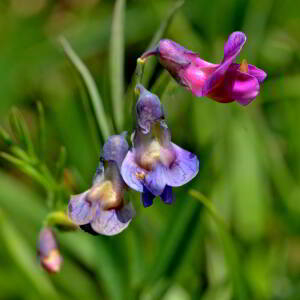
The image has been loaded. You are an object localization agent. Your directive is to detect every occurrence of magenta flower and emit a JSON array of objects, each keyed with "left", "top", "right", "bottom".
[
  {"left": 141, "top": 32, "right": 267, "bottom": 106},
  {"left": 68, "top": 134, "right": 135, "bottom": 236},
  {"left": 121, "top": 85, "right": 199, "bottom": 207},
  {"left": 37, "top": 228, "right": 63, "bottom": 273}
]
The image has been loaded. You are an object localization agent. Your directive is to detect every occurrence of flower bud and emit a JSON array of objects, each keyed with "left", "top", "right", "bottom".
[{"left": 37, "top": 228, "right": 62, "bottom": 273}]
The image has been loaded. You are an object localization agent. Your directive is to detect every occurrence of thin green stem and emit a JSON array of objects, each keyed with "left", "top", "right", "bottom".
[
  {"left": 59, "top": 36, "right": 112, "bottom": 140},
  {"left": 189, "top": 189, "right": 228, "bottom": 229}
]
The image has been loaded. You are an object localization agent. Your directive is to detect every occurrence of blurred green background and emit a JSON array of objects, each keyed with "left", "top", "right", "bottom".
[{"left": 1, "top": 0, "right": 300, "bottom": 299}]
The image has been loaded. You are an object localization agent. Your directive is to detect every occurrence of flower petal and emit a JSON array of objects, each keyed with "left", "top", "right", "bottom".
[
  {"left": 141, "top": 187, "right": 155, "bottom": 207},
  {"left": 144, "top": 163, "right": 166, "bottom": 196},
  {"left": 203, "top": 32, "right": 247, "bottom": 96},
  {"left": 38, "top": 228, "right": 58, "bottom": 258},
  {"left": 136, "top": 85, "right": 164, "bottom": 134},
  {"left": 223, "top": 32, "right": 247, "bottom": 63},
  {"left": 230, "top": 63, "right": 267, "bottom": 84},
  {"left": 160, "top": 185, "right": 173, "bottom": 204},
  {"left": 207, "top": 68, "right": 260, "bottom": 106},
  {"left": 116, "top": 202, "right": 135, "bottom": 223},
  {"left": 121, "top": 149, "right": 145, "bottom": 192},
  {"left": 165, "top": 143, "right": 199, "bottom": 187},
  {"left": 103, "top": 134, "right": 129, "bottom": 169},
  {"left": 91, "top": 204, "right": 133, "bottom": 236},
  {"left": 247, "top": 64, "right": 267, "bottom": 83},
  {"left": 68, "top": 191, "right": 94, "bottom": 225}
]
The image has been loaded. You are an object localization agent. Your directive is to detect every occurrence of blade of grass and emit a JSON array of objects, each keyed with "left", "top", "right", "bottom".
[
  {"left": 55, "top": 146, "right": 67, "bottom": 182},
  {"left": 151, "top": 70, "right": 172, "bottom": 97},
  {"left": 148, "top": 199, "right": 202, "bottom": 284},
  {"left": 110, "top": 0, "right": 126, "bottom": 131},
  {"left": 0, "top": 152, "right": 51, "bottom": 190},
  {"left": 189, "top": 189, "right": 228, "bottom": 229},
  {"left": 9, "top": 107, "right": 35, "bottom": 158},
  {"left": 0, "top": 210, "right": 59, "bottom": 299},
  {"left": 189, "top": 190, "right": 250, "bottom": 300},
  {"left": 37, "top": 102, "right": 46, "bottom": 161},
  {"left": 0, "top": 126, "right": 13, "bottom": 146},
  {"left": 59, "top": 36, "right": 112, "bottom": 140},
  {"left": 142, "top": 0, "right": 185, "bottom": 87}
]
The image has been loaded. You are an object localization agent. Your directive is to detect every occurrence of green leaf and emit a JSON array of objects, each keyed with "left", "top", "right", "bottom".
[
  {"left": 0, "top": 210, "right": 59, "bottom": 299},
  {"left": 151, "top": 70, "right": 172, "bottom": 97},
  {"left": 148, "top": 199, "right": 202, "bottom": 284},
  {"left": 142, "top": 0, "right": 185, "bottom": 87},
  {"left": 55, "top": 146, "right": 67, "bottom": 182},
  {"left": 110, "top": 0, "right": 126, "bottom": 131},
  {"left": 0, "top": 126, "right": 13, "bottom": 146},
  {"left": 0, "top": 152, "right": 51, "bottom": 190},
  {"left": 37, "top": 101, "right": 46, "bottom": 161},
  {"left": 60, "top": 36, "right": 112, "bottom": 140},
  {"left": 10, "top": 146, "right": 35, "bottom": 165},
  {"left": 9, "top": 107, "right": 35, "bottom": 158},
  {"left": 0, "top": 171, "right": 47, "bottom": 225},
  {"left": 189, "top": 189, "right": 228, "bottom": 229},
  {"left": 190, "top": 190, "right": 250, "bottom": 300}
]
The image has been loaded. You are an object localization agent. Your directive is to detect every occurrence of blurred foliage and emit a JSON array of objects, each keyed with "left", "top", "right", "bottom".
[{"left": 1, "top": 0, "right": 300, "bottom": 299}]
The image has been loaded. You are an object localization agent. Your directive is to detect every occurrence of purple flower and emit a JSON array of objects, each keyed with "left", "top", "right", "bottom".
[
  {"left": 141, "top": 32, "right": 267, "bottom": 106},
  {"left": 37, "top": 228, "right": 63, "bottom": 273},
  {"left": 68, "top": 134, "right": 135, "bottom": 236},
  {"left": 135, "top": 84, "right": 164, "bottom": 134},
  {"left": 121, "top": 86, "right": 199, "bottom": 207}
]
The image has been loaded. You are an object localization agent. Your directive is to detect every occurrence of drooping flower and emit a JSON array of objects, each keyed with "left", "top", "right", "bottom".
[
  {"left": 68, "top": 134, "right": 135, "bottom": 236},
  {"left": 37, "top": 227, "right": 63, "bottom": 273},
  {"left": 141, "top": 31, "right": 267, "bottom": 106},
  {"left": 121, "top": 85, "right": 199, "bottom": 207}
]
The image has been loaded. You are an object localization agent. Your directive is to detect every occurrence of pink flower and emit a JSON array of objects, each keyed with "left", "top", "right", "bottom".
[{"left": 141, "top": 32, "right": 267, "bottom": 106}]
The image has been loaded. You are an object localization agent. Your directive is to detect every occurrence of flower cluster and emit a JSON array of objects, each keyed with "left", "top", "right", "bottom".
[
  {"left": 35, "top": 31, "right": 266, "bottom": 275},
  {"left": 66, "top": 31, "right": 266, "bottom": 237}
]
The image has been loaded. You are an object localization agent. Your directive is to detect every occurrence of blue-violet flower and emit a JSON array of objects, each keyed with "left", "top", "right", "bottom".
[
  {"left": 121, "top": 85, "right": 199, "bottom": 207},
  {"left": 68, "top": 134, "right": 135, "bottom": 236}
]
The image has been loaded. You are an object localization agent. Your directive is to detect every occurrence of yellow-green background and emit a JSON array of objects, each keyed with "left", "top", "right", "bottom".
[{"left": 0, "top": 0, "right": 300, "bottom": 299}]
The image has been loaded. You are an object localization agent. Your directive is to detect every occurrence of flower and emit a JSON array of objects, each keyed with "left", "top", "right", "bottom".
[
  {"left": 141, "top": 32, "right": 267, "bottom": 106},
  {"left": 68, "top": 134, "right": 135, "bottom": 236},
  {"left": 37, "top": 227, "right": 63, "bottom": 273},
  {"left": 121, "top": 85, "right": 199, "bottom": 207}
]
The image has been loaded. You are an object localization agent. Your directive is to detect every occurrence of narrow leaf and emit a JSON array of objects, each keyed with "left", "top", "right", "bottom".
[
  {"left": 0, "top": 210, "right": 59, "bottom": 299},
  {"left": 55, "top": 146, "right": 67, "bottom": 181},
  {"left": 190, "top": 190, "right": 250, "bottom": 300},
  {"left": 37, "top": 101, "right": 46, "bottom": 161},
  {"left": 9, "top": 107, "right": 35, "bottom": 157},
  {"left": 149, "top": 199, "right": 201, "bottom": 283},
  {"left": 142, "top": 0, "right": 185, "bottom": 87},
  {"left": 59, "top": 36, "right": 112, "bottom": 140},
  {"left": 0, "top": 126, "right": 13, "bottom": 146},
  {"left": 110, "top": 0, "right": 126, "bottom": 131},
  {"left": 0, "top": 152, "right": 51, "bottom": 190},
  {"left": 188, "top": 189, "right": 228, "bottom": 229},
  {"left": 147, "top": 0, "right": 185, "bottom": 50}
]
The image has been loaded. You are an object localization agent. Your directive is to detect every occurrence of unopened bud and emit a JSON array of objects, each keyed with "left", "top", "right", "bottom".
[{"left": 37, "top": 228, "right": 62, "bottom": 273}]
